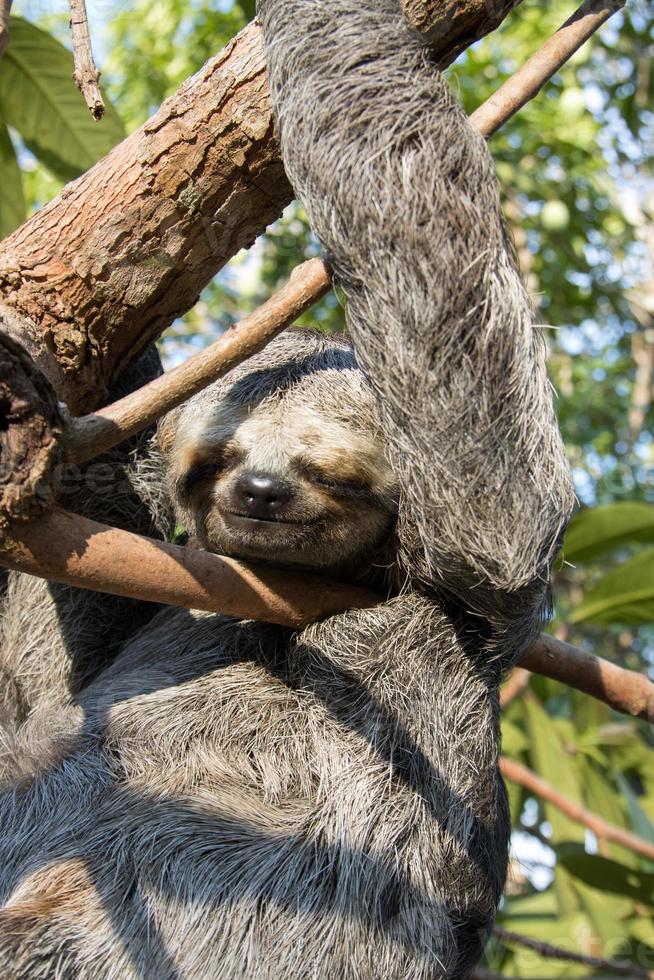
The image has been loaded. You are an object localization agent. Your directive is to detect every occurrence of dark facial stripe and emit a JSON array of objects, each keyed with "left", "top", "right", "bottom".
[
  {"left": 298, "top": 464, "right": 398, "bottom": 512},
  {"left": 177, "top": 462, "right": 223, "bottom": 504}
]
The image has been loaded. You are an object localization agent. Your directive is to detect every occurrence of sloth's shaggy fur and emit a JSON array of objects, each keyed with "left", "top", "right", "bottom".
[{"left": 0, "top": 2, "right": 574, "bottom": 977}]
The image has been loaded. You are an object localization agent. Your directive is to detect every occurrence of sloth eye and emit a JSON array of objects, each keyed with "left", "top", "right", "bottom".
[
  {"left": 179, "top": 453, "right": 233, "bottom": 501},
  {"left": 298, "top": 463, "right": 376, "bottom": 503}
]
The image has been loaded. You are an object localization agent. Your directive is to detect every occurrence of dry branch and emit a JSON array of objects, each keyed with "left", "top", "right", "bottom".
[
  {"left": 0, "top": 0, "right": 11, "bottom": 59},
  {"left": 493, "top": 926, "right": 654, "bottom": 979},
  {"left": 0, "top": 334, "right": 63, "bottom": 528},
  {"left": 524, "top": 634, "right": 654, "bottom": 723},
  {"left": 66, "top": 257, "right": 331, "bottom": 464},
  {"left": 469, "top": 0, "right": 626, "bottom": 137},
  {"left": 0, "top": 1, "right": 517, "bottom": 415},
  {"left": 499, "top": 757, "right": 654, "bottom": 862},
  {"left": 68, "top": 0, "right": 104, "bottom": 120}
]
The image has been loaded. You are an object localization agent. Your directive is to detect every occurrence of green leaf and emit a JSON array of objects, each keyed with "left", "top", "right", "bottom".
[
  {"left": 0, "top": 123, "right": 25, "bottom": 238},
  {"left": 501, "top": 719, "right": 529, "bottom": 756},
  {"left": 569, "top": 548, "right": 654, "bottom": 625},
  {"left": 559, "top": 849, "right": 654, "bottom": 907},
  {"left": 564, "top": 503, "right": 654, "bottom": 564},
  {"left": 524, "top": 700, "right": 585, "bottom": 844},
  {"left": 616, "top": 774, "right": 654, "bottom": 851},
  {"left": 0, "top": 17, "right": 125, "bottom": 181}
]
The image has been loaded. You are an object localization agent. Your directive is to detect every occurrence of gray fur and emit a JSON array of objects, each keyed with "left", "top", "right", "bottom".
[{"left": 0, "top": 2, "right": 574, "bottom": 977}]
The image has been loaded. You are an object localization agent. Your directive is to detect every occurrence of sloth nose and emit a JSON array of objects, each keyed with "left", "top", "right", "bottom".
[{"left": 234, "top": 472, "right": 294, "bottom": 520}]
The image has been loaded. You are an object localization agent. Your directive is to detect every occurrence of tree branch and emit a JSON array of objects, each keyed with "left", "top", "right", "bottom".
[
  {"left": 0, "top": 22, "right": 290, "bottom": 413},
  {"left": 68, "top": 0, "right": 105, "bottom": 120},
  {"left": 499, "top": 757, "right": 654, "bottom": 862},
  {"left": 0, "top": 483, "right": 651, "bottom": 726},
  {"left": 522, "top": 634, "right": 654, "bottom": 724},
  {"left": 493, "top": 926, "right": 654, "bottom": 979},
  {"left": 469, "top": 0, "right": 626, "bottom": 137},
  {"left": 500, "top": 667, "right": 531, "bottom": 707},
  {"left": 0, "top": 507, "right": 380, "bottom": 631}
]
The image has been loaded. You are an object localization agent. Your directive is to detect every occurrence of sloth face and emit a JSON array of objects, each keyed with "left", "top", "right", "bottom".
[{"left": 159, "top": 332, "right": 398, "bottom": 577}]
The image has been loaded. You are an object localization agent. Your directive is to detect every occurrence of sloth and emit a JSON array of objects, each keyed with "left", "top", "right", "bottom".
[{"left": 0, "top": 1, "right": 574, "bottom": 978}]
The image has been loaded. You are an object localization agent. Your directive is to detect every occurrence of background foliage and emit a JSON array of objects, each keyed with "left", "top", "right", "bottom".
[{"left": 0, "top": 0, "right": 653, "bottom": 974}]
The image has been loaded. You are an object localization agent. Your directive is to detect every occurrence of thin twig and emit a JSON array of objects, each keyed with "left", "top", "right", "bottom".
[
  {"left": 499, "top": 757, "right": 654, "bottom": 862},
  {"left": 469, "top": 0, "right": 626, "bottom": 137},
  {"left": 0, "top": 0, "right": 12, "bottom": 60},
  {"left": 67, "top": 0, "right": 104, "bottom": 120},
  {"left": 493, "top": 926, "right": 654, "bottom": 979}
]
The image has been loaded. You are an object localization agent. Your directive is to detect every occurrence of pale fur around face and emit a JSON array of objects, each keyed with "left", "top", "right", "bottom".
[
  {"left": 160, "top": 331, "right": 399, "bottom": 578},
  {"left": 0, "top": 1, "right": 573, "bottom": 977}
]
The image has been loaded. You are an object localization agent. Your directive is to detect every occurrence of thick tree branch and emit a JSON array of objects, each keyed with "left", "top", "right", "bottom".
[
  {"left": 0, "top": 22, "right": 290, "bottom": 413},
  {"left": 0, "top": 0, "right": 519, "bottom": 415},
  {"left": 493, "top": 926, "right": 654, "bottom": 979},
  {"left": 499, "top": 757, "right": 654, "bottom": 862},
  {"left": 68, "top": 0, "right": 105, "bottom": 120}
]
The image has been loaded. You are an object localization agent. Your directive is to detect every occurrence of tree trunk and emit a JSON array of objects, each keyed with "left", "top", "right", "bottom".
[{"left": 0, "top": 4, "right": 523, "bottom": 414}]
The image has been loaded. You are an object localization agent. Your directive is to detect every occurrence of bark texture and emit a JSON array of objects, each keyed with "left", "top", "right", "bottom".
[
  {"left": 401, "top": 0, "right": 522, "bottom": 57},
  {"left": 0, "top": 23, "right": 290, "bottom": 413},
  {"left": 0, "top": 331, "right": 63, "bottom": 528},
  {"left": 0, "top": 3, "right": 524, "bottom": 416}
]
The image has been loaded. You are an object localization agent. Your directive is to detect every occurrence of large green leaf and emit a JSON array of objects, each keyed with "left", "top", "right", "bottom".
[
  {"left": 524, "top": 700, "right": 585, "bottom": 844},
  {"left": 0, "top": 122, "right": 25, "bottom": 238},
  {"left": 0, "top": 17, "right": 125, "bottom": 181},
  {"left": 564, "top": 503, "right": 654, "bottom": 564},
  {"left": 559, "top": 849, "right": 654, "bottom": 907},
  {"left": 569, "top": 548, "right": 654, "bottom": 625}
]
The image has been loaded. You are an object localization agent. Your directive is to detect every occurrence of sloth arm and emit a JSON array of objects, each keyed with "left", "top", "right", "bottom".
[{"left": 258, "top": 0, "right": 575, "bottom": 633}]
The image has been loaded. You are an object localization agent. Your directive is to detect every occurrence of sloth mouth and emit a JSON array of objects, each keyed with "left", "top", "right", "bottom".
[{"left": 221, "top": 511, "right": 305, "bottom": 529}]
